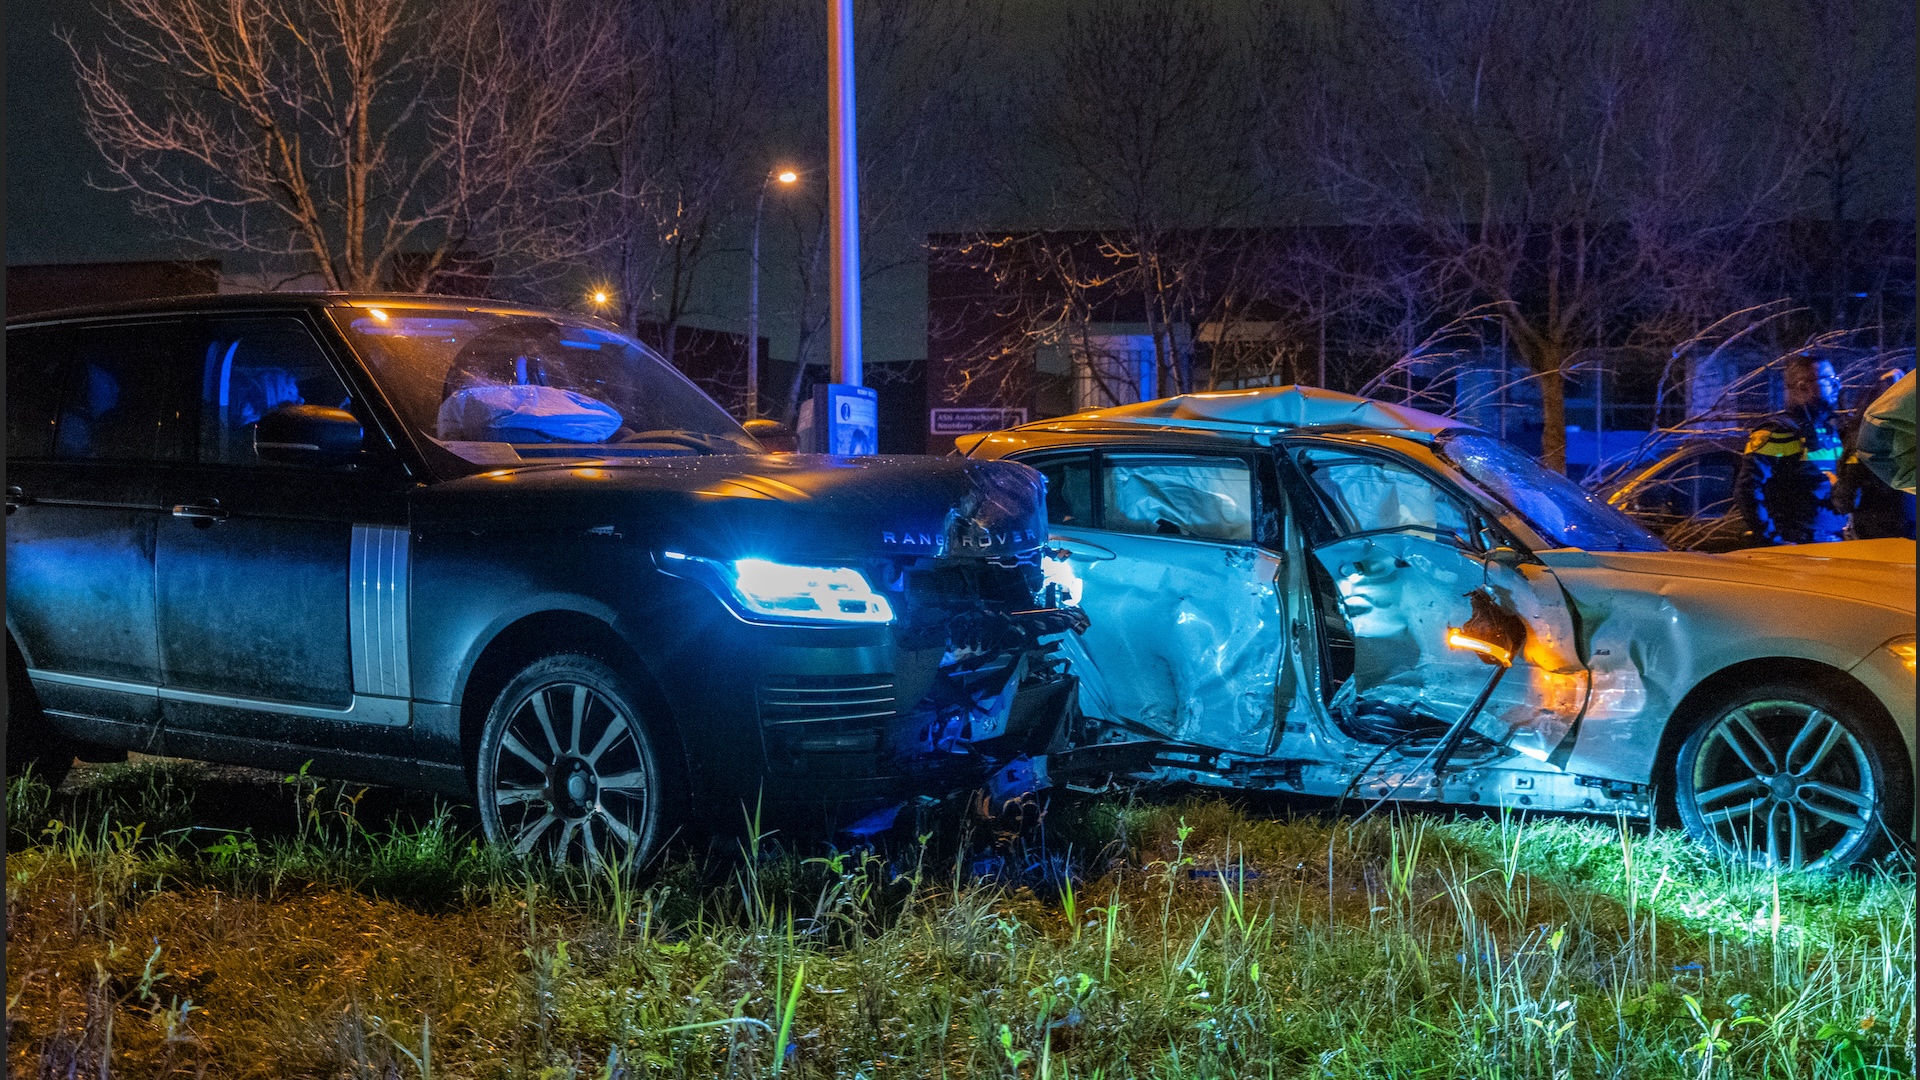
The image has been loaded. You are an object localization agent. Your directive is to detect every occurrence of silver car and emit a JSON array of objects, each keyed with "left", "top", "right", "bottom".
[{"left": 964, "top": 387, "right": 1916, "bottom": 871}]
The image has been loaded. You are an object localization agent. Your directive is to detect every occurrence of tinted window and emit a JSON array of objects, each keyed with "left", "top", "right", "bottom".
[
  {"left": 1298, "top": 448, "right": 1477, "bottom": 548},
  {"left": 1101, "top": 454, "right": 1253, "bottom": 542},
  {"left": 6, "top": 327, "right": 68, "bottom": 459},
  {"left": 53, "top": 323, "right": 187, "bottom": 463},
  {"left": 1033, "top": 455, "right": 1095, "bottom": 527},
  {"left": 196, "top": 318, "right": 355, "bottom": 466}
]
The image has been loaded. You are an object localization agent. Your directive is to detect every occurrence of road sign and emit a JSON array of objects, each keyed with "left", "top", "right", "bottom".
[{"left": 930, "top": 407, "right": 1027, "bottom": 435}]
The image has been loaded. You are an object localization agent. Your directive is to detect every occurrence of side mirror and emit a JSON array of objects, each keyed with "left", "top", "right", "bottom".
[
  {"left": 742, "top": 417, "right": 796, "bottom": 452},
  {"left": 255, "top": 404, "right": 363, "bottom": 467}
]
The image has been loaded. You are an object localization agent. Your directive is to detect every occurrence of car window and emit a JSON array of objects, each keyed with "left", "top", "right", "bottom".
[
  {"left": 332, "top": 307, "right": 753, "bottom": 469},
  {"left": 196, "top": 318, "right": 355, "bottom": 467},
  {"left": 1032, "top": 455, "right": 1095, "bottom": 527},
  {"left": 6, "top": 327, "right": 68, "bottom": 459},
  {"left": 52, "top": 322, "right": 188, "bottom": 463},
  {"left": 1297, "top": 447, "right": 1476, "bottom": 547},
  {"left": 1439, "top": 432, "right": 1665, "bottom": 552},
  {"left": 1101, "top": 453, "right": 1253, "bottom": 542}
]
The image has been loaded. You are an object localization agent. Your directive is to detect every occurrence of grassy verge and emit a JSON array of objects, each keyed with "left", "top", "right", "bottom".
[{"left": 5, "top": 759, "right": 1912, "bottom": 1078}]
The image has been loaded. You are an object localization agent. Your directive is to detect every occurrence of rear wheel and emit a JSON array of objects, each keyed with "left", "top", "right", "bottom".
[
  {"left": 1674, "top": 683, "right": 1904, "bottom": 871},
  {"left": 475, "top": 654, "right": 679, "bottom": 870},
  {"left": 6, "top": 644, "right": 74, "bottom": 791}
]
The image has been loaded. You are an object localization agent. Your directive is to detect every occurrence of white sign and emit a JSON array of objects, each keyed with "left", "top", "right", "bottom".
[{"left": 930, "top": 407, "right": 1028, "bottom": 435}]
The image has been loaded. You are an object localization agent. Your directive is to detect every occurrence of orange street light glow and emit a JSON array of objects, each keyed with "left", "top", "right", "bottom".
[
  {"left": 776, "top": 170, "right": 798, "bottom": 184},
  {"left": 590, "top": 290, "right": 610, "bottom": 305}
]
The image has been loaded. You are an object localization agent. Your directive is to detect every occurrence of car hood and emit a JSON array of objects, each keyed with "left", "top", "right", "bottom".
[
  {"left": 1565, "top": 539, "right": 1917, "bottom": 615},
  {"left": 413, "top": 452, "right": 1048, "bottom": 563}
]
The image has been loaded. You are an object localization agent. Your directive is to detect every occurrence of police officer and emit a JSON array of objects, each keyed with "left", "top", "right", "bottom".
[
  {"left": 1832, "top": 368, "right": 1918, "bottom": 540},
  {"left": 1735, "top": 355, "right": 1847, "bottom": 545}
]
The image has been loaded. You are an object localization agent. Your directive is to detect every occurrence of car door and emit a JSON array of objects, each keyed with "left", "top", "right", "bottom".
[
  {"left": 5, "top": 319, "right": 193, "bottom": 740},
  {"left": 1027, "top": 449, "right": 1289, "bottom": 754},
  {"left": 1282, "top": 441, "right": 1588, "bottom": 763},
  {"left": 154, "top": 313, "right": 414, "bottom": 754}
]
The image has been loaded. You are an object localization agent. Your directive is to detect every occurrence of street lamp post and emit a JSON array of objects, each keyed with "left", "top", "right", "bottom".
[{"left": 746, "top": 168, "right": 798, "bottom": 421}]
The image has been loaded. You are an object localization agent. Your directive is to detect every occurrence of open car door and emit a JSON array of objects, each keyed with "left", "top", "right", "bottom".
[
  {"left": 1285, "top": 442, "right": 1588, "bottom": 762},
  {"left": 1033, "top": 450, "right": 1289, "bottom": 756}
]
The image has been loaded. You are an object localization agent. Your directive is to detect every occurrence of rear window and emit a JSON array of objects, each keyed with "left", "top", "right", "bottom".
[
  {"left": 6, "top": 327, "right": 67, "bottom": 459},
  {"left": 48, "top": 322, "right": 190, "bottom": 463}
]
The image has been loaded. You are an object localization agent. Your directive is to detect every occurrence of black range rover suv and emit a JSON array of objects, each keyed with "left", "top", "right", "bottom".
[{"left": 5, "top": 294, "right": 1077, "bottom": 864}]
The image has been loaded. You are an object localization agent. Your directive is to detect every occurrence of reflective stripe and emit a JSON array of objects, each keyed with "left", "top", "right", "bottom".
[{"left": 1745, "top": 429, "right": 1804, "bottom": 456}]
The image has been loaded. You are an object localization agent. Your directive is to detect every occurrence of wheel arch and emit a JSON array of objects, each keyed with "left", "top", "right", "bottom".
[
  {"left": 454, "top": 610, "right": 692, "bottom": 810},
  {"left": 1653, "top": 656, "right": 1913, "bottom": 824}
]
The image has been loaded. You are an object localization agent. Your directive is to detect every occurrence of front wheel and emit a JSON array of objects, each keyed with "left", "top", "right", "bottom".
[
  {"left": 1674, "top": 683, "right": 1905, "bottom": 872},
  {"left": 475, "top": 655, "right": 678, "bottom": 870}
]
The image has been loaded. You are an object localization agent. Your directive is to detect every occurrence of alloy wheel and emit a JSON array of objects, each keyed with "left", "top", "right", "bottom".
[
  {"left": 485, "top": 677, "right": 657, "bottom": 868},
  {"left": 1685, "top": 699, "right": 1878, "bottom": 872}
]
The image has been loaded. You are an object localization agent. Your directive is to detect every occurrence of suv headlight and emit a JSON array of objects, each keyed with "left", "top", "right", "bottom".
[
  {"left": 659, "top": 552, "right": 894, "bottom": 625},
  {"left": 1887, "top": 635, "right": 1916, "bottom": 676}
]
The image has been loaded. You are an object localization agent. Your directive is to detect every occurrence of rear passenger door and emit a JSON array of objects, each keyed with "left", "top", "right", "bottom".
[
  {"left": 5, "top": 320, "right": 192, "bottom": 739},
  {"left": 154, "top": 314, "right": 414, "bottom": 753},
  {"left": 1027, "top": 449, "right": 1289, "bottom": 754}
]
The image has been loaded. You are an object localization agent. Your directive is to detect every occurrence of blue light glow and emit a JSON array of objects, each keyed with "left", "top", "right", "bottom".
[{"left": 728, "top": 558, "right": 894, "bottom": 624}]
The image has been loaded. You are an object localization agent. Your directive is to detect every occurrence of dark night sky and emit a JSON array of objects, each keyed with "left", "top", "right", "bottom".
[{"left": 6, "top": 0, "right": 185, "bottom": 265}]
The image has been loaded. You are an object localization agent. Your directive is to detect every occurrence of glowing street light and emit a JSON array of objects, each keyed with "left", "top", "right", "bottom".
[{"left": 747, "top": 166, "right": 801, "bottom": 421}]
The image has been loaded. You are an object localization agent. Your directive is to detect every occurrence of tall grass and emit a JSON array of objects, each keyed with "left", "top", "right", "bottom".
[{"left": 6, "top": 762, "right": 1913, "bottom": 1078}]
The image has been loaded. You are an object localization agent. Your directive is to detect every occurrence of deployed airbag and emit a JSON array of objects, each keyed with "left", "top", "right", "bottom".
[{"left": 436, "top": 384, "right": 623, "bottom": 444}]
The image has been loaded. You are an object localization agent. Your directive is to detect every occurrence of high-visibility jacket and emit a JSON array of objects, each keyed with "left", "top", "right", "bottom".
[{"left": 1734, "top": 405, "right": 1847, "bottom": 544}]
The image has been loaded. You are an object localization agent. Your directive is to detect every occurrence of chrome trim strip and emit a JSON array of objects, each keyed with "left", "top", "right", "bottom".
[
  {"left": 350, "top": 524, "right": 411, "bottom": 699},
  {"left": 28, "top": 670, "right": 409, "bottom": 726}
]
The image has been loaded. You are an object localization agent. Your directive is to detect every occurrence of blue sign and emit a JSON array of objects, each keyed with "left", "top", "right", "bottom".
[{"left": 816, "top": 383, "right": 878, "bottom": 455}]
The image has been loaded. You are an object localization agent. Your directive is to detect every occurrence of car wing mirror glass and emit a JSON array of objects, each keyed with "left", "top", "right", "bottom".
[{"left": 255, "top": 403, "right": 363, "bottom": 467}]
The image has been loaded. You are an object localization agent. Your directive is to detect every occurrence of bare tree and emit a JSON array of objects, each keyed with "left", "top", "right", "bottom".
[
  {"left": 590, "top": 0, "right": 799, "bottom": 369},
  {"left": 1276, "top": 0, "right": 1819, "bottom": 470},
  {"left": 937, "top": 0, "right": 1274, "bottom": 412},
  {"left": 68, "top": 0, "right": 624, "bottom": 294}
]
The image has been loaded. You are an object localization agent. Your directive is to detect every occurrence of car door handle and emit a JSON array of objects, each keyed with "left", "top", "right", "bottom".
[
  {"left": 170, "top": 501, "right": 229, "bottom": 522},
  {"left": 5, "top": 485, "right": 27, "bottom": 515}
]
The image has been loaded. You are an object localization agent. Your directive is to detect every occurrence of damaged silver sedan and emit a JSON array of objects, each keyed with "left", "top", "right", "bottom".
[{"left": 965, "top": 388, "right": 1916, "bottom": 871}]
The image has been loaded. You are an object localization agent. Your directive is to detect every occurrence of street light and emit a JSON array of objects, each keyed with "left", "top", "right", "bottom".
[{"left": 747, "top": 167, "right": 799, "bottom": 421}]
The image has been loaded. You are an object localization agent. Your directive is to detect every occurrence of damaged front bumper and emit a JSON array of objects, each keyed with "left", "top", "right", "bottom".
[{"left": 744, "top": 602, "right": 1087, "bottom": 814}]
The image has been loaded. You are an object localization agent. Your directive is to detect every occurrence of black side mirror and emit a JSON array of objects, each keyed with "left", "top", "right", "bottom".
[
  {"left": 742, "top": 417, "right": 796, "bottom": 452},
  {"left": 255, "top": 404, "right": 363, "bottom": 467}
]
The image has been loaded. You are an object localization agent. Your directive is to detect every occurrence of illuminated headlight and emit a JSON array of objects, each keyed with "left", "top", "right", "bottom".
[
  {"left": 659, "top": 552, "right": 893, "bottom": 625},
  {"left": 1887, "top": 635, "right": 1916, "bottom": 676}
]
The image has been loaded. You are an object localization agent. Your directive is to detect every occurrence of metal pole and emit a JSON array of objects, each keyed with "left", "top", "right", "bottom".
[
  {"left": 746, "top": 175, "right": 768, "bottom": 420},
  {"left": 827, "top": 0, "right": 862, "bottom": 386}
]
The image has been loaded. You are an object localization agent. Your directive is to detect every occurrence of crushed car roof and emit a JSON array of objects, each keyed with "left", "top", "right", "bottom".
[{"left": 1015, "top": 386, "right": 1461, "bottom": 437}]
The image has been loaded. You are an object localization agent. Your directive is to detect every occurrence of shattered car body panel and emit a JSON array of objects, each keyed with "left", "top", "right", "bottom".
[{"left": 965, "top": 387, "right": 1916, "bottom": 859}]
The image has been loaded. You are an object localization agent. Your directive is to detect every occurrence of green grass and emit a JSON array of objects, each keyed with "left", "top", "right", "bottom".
[{"left": 6, "top": 760, "right": 1912, "bottom": 1078}]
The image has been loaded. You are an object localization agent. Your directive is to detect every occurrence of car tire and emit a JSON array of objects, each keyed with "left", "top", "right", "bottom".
[
  {"left": 475, "top": 654, "right": 681, "bottom": 870},
  {"left": 1674, "top": 682, "right": 1908, "bottom": 872},
  {"left": 6, "top": 644, "right": 74, "bottom": 792}
]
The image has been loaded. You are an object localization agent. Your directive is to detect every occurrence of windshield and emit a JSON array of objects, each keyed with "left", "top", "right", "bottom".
[
  {"left": 1437, "top": 432, "right": 1666, "bottom": 552},
  {"left": 332, "top": 306, "right": 756, "bottom": 468}
]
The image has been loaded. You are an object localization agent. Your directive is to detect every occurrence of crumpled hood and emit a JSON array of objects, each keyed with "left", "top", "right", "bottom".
[
  {"left": 415, "top": 453, "right": 1047, "bottom": 563},
  {"left": 1577, "top": 540, "right": 1917, "bottom": 615}
]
